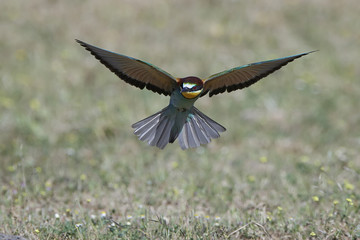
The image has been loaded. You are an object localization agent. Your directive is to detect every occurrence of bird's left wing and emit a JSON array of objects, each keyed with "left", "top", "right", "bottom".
[
  {"left": 202, "top": 51, "right": 316, "bottom": 97},
  {"left": 76, "top": 39, "right": 178, "bottom": 96}
]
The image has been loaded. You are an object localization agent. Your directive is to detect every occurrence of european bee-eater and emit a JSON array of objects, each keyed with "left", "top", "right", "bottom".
[{"left": 76, "top": 39, "right": 314, "bottom": 150}]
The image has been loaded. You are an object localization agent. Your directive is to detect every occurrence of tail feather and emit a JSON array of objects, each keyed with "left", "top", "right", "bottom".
[
  {"left": 132, "top": 107, "right": 175, "bottom": 149},
  {"left": 193, "top": 107, "right": 226, "bottom": 133},
  {"left": 136, "top": 119, "right": 160, "bottom": 140},
  {"left": 190, "top": 117, "right": 211, "bottom": 145},
  {"left": 132, "top": 110, "right": 161, "bottom": 129},
  {"left": 178, "top": 107, "right": 226, "bottom": 149},
  {"left": 169, "top": 129, "right": 179, "bottom": 143},
  {"left": 148, "top": 115, "right": 167, "bottom": 146},
  {"left": 185, "top": 120, "right": 200, "bottom": 148},
  {"left": 150, "top": 115, "right": 173, "bottom": 149},
  {"left": 132, "top": 110, "right": 162, "bottom": 142},
  {"left": 190, "top": 108, "right": 222, "bottom": 139},
  {"left": 157, "top": 124, "right": 172, "bottom": 149},
  {"left": 132, "top": 106, "right": 226, "bottom": 150},
  {"left": 178, "top": 126, "right": 189, "bottom": 149},
  {"left": 138, "top": 119, "right": 159, "bottom": 142}
]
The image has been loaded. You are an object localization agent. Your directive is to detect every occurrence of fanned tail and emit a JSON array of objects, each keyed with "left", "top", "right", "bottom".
[
  {"left": 132, "top": 107, "right": 175, "bottom": 149},
  {"left": 132, "top": 106, "right": 226, "bottom": 150},
  {"left": 178, "top": 107, "right": 226, "bottom": 150}
]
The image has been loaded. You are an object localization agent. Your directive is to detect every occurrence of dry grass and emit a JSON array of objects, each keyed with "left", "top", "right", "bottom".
[{"left": 1, "top": 0, "right": 359, "bottom": 239}]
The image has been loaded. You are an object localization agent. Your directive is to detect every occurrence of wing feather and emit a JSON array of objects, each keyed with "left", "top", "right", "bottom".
[
  {"left": 203, "top": 51, "right": 316, "bottom": 97},
  {"left": 76, "top": 39, "right": 177, "bottom": 96}
]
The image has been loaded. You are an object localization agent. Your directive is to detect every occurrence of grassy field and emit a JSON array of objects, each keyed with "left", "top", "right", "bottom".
[{"left": 1, "top": 0, "right": 359, "bottom": 239}]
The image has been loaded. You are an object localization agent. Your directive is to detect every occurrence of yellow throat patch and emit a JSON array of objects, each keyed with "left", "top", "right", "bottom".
[{"left": 181, "top": 90, "right": 202, "bottom": 99}]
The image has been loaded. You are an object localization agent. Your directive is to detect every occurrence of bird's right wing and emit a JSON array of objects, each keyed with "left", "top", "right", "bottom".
[{"left": 76, "top": 39, "right": 178, "bottom": 96}]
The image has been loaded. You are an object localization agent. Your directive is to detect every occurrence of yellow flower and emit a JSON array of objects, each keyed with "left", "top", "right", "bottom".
[
  {"left": 30, "top": 99, "right": 40, "bottom": 111},
  {"left": 320, "top": 166, "right": 328, "bottom": 172},
  {"left": 172, "top": 187, "right": 179, "bottom": 197},
  {"left": 312, "top": 196, "right": 319, "bottom": 202},
  {"left": 333, "top": 200, "right": 339, "bottom": 205},
  {"left": 300, "top": 156, "right": 309, "bottom": 163},
  {"left": 247, "top": 175, "right": 256, "bottom": 183},
  {"left": 327, "top": 179, "right": 335, "bottom": 186},
  {"left": 171, "top": 161, "right": 179, "bottom": 169},
  {"left": 80, "top": 174, "right": 87, "bottom": 181},
  {"left": 346, "top": 198, "right": 353, "bottom": 205},
  {"left": 259, "top": 156, "right": 268, "bottom": 163},
  {"left": 344, "top": 180, "right": 354, "bottom": 190},
  {"left": 310, "top": 231, "right": 316, "bottom": 236},
  {"left": 45, "top": 180, "right": 52, "bottom": 188},
  {"left": 7, "top": 165, "right": 16, "bottom": 172},
  {"left": 100, "top": 211, "right": 107, "bottom": 218}
]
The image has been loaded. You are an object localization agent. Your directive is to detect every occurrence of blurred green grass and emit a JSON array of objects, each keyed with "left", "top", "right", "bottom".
[{"left": 1, "top": 0, "right": 359, "bottom": 239}]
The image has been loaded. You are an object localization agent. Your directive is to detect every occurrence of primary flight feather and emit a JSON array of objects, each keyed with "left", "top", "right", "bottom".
[{"left": 76, "top": 39, "right": 314, "bottom": 149}]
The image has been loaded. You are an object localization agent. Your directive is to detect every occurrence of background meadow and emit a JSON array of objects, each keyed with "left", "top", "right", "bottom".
[{"left": 0, "top": 0, "right": 359, "bottom": 239}]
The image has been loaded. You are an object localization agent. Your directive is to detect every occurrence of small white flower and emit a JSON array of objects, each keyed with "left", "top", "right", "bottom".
[
  {"left": 66, "top": 148, "right": 75, "bottom": 156},
  {"left": 126, "top": 221, "right": 131, "bottom": 226},
  {"left": 54, "top": 213, "right": 60, "bottom": 219},
  {"left": 90, "top": 214, "right": 96, "bottom": 220},
  {"left": 75, "top": 223, "right": 83, "bottom": 228},
  {"left": 126, "top": 215, "right": 133, "bottom": 220},
  {"left": 161, "top": 217, "right": 169, "bottom": 225}
]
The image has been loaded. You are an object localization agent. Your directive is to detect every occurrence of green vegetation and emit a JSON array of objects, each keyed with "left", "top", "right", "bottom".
[{"left": 1, "top": 0, "right": 359, "bottom": 239}]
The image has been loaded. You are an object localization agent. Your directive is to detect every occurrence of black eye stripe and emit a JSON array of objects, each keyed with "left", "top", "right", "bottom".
[{"left": 181, "top": 81, "right": 203, "bottom": 92}]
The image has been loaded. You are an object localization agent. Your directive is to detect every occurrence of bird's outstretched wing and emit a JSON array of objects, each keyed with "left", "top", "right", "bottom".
[
  {"left": 202, "top": 51, "right": 316, "bottom": 97},
  {"left": 76, "top": 39, "right": 178, "bottom": 96}
]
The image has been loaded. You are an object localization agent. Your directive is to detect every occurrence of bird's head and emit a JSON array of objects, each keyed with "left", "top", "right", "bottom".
[{"left": 178, "top": 76, "right": 203, "bottom": 99}]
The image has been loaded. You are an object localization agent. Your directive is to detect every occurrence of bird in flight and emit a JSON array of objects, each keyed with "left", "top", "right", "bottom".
[{"left": 76, "top": 39, "right": 314, "bottom": 150}]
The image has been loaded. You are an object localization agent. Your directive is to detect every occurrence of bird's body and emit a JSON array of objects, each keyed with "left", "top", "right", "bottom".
[
  {"left": 132, "top": 76, "right": 226, "bottom": 149},
  {"left": 76, "top": 39, "right": 314, "bottom": 149}
]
